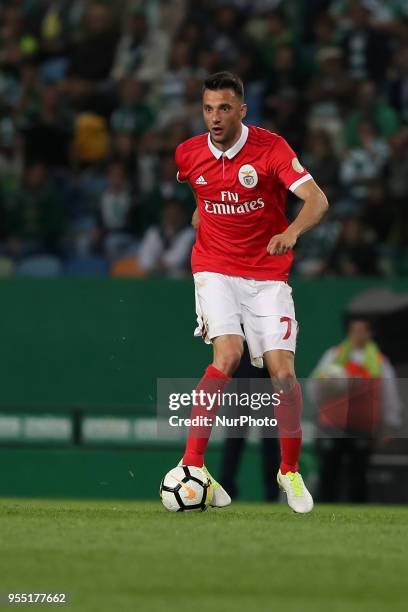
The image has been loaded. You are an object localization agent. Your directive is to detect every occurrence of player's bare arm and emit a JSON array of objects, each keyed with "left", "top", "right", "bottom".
[
  {"left": 267, "top": 180, "right": 328, "bottom": 256},
  {"left": 191, "top": 207, "right": 199, "bottom": 229}
]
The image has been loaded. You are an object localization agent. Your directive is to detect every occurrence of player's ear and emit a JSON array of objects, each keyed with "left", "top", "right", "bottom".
[{"left": 240, "top": 103, "right": 248, "bottom": 119}]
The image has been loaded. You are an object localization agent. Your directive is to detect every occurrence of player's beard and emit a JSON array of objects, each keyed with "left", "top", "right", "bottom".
[{"left": 210, "top": 122, "right": 241, "bottom": 148}]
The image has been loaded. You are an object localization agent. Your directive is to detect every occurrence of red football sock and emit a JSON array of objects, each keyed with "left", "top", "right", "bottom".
[
  {"left": 274, "top": 381, "right": 303, "bottom": 474},
  {"left": 182, "top": 364, "right": 231, "bottom": 467}
]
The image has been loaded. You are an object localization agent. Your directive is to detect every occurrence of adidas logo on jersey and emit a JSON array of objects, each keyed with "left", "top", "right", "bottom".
[{"left": 195, "top": 175, "right": 207, "bottom": 185}]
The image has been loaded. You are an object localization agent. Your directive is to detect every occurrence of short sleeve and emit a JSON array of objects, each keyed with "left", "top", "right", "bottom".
[
  {"left": 175, "top": 144, "right": 189, "bottom": 183},
  {"left": 268, "top": 136, "right": 312, "bottom": 193}
]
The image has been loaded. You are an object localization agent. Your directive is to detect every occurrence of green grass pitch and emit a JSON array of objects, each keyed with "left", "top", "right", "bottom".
[{"left": 1, "top": 500, "right": 408, "bottom": 612}]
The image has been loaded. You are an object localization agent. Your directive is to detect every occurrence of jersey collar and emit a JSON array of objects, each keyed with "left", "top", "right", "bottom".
[{"left": 207, "top": 123, "right": 249, "bottom": 160}]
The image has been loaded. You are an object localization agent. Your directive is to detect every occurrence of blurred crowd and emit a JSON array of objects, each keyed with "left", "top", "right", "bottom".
[{"left": 1, "top": 0, "right": 408, "bottom": 277}]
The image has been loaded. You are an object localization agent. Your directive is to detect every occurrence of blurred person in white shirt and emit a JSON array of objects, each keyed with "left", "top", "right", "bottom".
[
  {"left": 308, "top": 318, "right": 403, "bottom": 502},
  {"left": 138, "top": 199, "right": 195, "bottom": 278}
]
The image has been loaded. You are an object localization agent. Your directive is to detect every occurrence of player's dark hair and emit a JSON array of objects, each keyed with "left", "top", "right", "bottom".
[{"left": 203, "top": 72, "right": 244, "bottom": 99}]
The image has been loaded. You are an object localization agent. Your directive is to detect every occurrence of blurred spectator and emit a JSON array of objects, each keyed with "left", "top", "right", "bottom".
[
  {"left": 98, "top": 160, "right": 136, "bottom": 260},
  {"left": 14, "top": 62, "right": 40, "bottom": 120},
  {"left": 63, "top": 2, "right": 119, "bottom": 110},
  {"left": 295, "top": 219, "right": 341, "bottom": 277},
  {"left": 157, "top": 40, "right": 198, "bottom": 131},
  {"left": 387, "top": 44, "right": 408, "bottom": 123},
  {"left": 0, "top": 4, "right": 38, "bottom": 71},
  {"left": 303, "top": 13, "right": 340, "bottom": 74},
  {"left": 5, "top": 162, "right": 64, "bottom": 258},
  {"left": 340, "top": 119, "right": 389, "bottom": 199},
  {"left": 135, "top": 131, "right": 160, "bottom": 197},
  {"left": 20, "top": 84, "right": 73, "bottom": 168},
  {"left": 137, "top": 199, "right": 195, "bottom": 278},
  {"left": 182, "top": 77, "right": 206, "bottom": 134},
  {"left": 0, "top": 116, "right": 23, "bottom": 191},
  {"left": 195, "top": 48, "right": 221, "bottom": 80},
  {"left": 326, "top": 216, "right": 379, "bottom": 275},
  {"left": 140, "top": 153, "right": 194, "bottom": 232},
  {"left": 252, "top": 10, "right": 294, "bottom": 72},
  {"left": 343, "top": 81, "right": 400, "bottom": 147},
  {"left": 359, "top": 180, "right": 393, "bottom": 246},
  {"left": 234, "top": 48, "right": 264, "bottom": 112},
  {"left": 309, "top": 318, "right": 402, "bottom": 502},
  {"left": 260, "top": 28, "right": 303, "bottom": 143},
  {"left": 206, "top": 5, "right": 244, "bottom": 67},
  {"left": 111, "top": 7, "right": 169, "bottom": 83},
  {"left": 330, "top": 0, "right": 398, "bottom": 32},
  {"left": 309, "top": 46, "right": 352, "bottom": 106},
  {"left": 303, "top": 129, "right": 340, "bottom": 201},
  {"left": 111, "top": 78, "right": 155, "bottom": 139},
  {"left": 264, "top": 88, "right": 305, "bottom": 152},
  {"left": 158, "top": 121, "right": 191, "bottom": 155},
  {"left": 340, "top": 2, "right": 391, "bottom": 80},
  {"left": 307, "top": 47, "right": 353, "bottom": 138},
  {"left": 385, "top": 128, "right": 408, "bottom": 247},
  {"left": 73, "top": 113, "right": 109, "bottom": 165},
  {"left": 266, "top": 45, "right": 301, "bottom": 93},
  {"left": 111, "top": 131, "right": 137, "bottom": 179}
]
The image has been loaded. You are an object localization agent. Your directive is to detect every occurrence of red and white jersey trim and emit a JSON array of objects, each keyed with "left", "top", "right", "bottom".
[{"left": 289, "top": 174, "right": 313, "bottom": 193}]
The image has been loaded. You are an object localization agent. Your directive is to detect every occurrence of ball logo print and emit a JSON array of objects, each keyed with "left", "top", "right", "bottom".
[
  {"left": 160, "top": 466, "right": 212, "bottom": 511},
  {"left": 238, "top": 164, "right": 258, "bottom": 188},
  {"left": 174, "top": 478, "right": 196, "bottom": 500}
]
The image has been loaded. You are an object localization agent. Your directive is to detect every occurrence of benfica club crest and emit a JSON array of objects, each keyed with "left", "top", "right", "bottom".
[{"left": 238, "top": 164, "right": 258, "bottom": 188}]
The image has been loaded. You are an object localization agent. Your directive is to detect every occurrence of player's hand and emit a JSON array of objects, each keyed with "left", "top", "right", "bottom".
[
  {"left": 267, "top": 229, "right": 298, "bottom": 255},
  {"left": 192, "top": 207, "right": 200, "bottom": 230}
]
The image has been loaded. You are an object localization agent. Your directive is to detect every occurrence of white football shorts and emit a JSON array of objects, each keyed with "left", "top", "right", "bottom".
[{"left": 193, "top": 272, "right": 299, "bottom": 368}]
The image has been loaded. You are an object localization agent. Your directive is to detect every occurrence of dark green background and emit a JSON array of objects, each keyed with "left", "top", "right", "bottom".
[{"left": 2, "top": 277, "right": 406, "bottom": 409}]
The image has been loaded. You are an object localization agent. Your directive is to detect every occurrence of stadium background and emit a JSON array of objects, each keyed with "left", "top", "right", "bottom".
[{"left": 1, "top": 0, "right": 408, "bottom": 502}]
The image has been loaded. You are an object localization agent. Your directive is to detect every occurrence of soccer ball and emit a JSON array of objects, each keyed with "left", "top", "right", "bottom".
[{"left": 160, "top": 465, "right": 213, "bottom": 512}]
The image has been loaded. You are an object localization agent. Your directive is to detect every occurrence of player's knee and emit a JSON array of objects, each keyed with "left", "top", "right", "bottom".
[
  {"left": 273, "top": 369, "right": 297, "bottom": 392},
  {"left": 214, "top": 348, "right": 243, "bottom": 376}
]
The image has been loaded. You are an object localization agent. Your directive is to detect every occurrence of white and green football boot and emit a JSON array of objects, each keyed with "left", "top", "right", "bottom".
[
  {"left": 277, "top": 470, "right": 314, "bottom": 514},
  {"left": 201, "top": 465, "right": 231, "bottom": 508},
  {"left": 179, "top": 460, "right": 231, "bottom": 507}
]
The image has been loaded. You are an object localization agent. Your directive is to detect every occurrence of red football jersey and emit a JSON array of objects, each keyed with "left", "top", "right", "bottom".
[{"left": 175, "top": 124, "right": 312, "bottom": 280}]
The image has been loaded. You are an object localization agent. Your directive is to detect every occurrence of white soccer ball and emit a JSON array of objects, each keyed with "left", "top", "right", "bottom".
[{"left": 160, "top": 466, "right": 213, "bottom": 512}]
